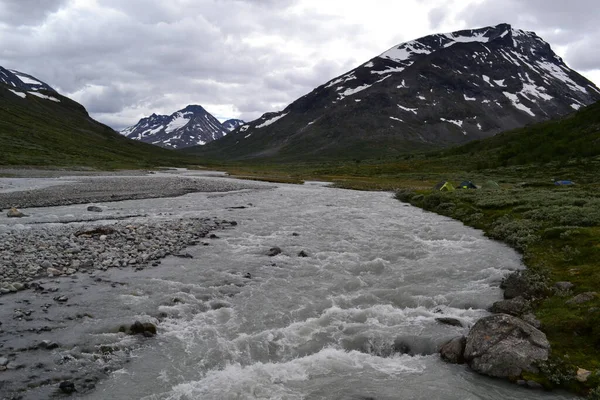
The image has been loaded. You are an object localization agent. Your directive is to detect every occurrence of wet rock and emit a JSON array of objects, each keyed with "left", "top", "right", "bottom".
[
  {"left": 490, "top": 296, "right": 528, "bottom": 317},
  {"left": 38, "top": 340, "right": 59, "bottom": 350},
  {"left": 53, "top": 295, "right": 68, "bottom": 302},
  {"left": 209, "top": 234, "right": 219, "bottom": 239},
  {"left": 124, "top": 321, "right": 157, "bottom": 337},
  {"left": 243, "top": 272, "right": 252, "bottom": 279},
  {"left": 435, "top": 317, "right": 463, "bottom": 327},
  {"left": 0, "top": 357, "right": 8, "bottom": 366},
  {"left": 298, "top": 250, "right": 309, "bottom": 257},
  {"left": 501, "top": 272, "right": 533, "bottom": 299},
  {"left": 174, "top": 252, "right": 193, "bottom": 259},
  {"left": 292, "top": 232, "right": 300, "bottom": 236},
  {"left": 87, "top": 205, "right": 103, "bottom": 212},
  {"left": 7, "top": 207, "right": 25, "bottom": 218},
  {"left": 267, "top": 247, "right": 281, "bottom": 257},
  {"left": 566, "top": 292, "right": 597, "bottom": 305},
  {"left": 464, "top": 314, "right": 550, "bottom": 378},
  {"left": 59, "top": 380, "right": 76, "bottom": 394},
  {"left": 440, "top": 336, "right": 466, "bottom": 364}
]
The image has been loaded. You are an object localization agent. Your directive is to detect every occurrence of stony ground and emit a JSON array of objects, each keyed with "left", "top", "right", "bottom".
[
  {"left": 0, "top": 171, "right": 268, "bottom": 398},
  {"left": 0, "top": 173, "right": 262, "bottom": 209}
]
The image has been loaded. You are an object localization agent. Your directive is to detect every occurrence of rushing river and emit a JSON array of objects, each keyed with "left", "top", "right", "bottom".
[{"left": 1, "top": 173, "right": 575, "bottom": 399}]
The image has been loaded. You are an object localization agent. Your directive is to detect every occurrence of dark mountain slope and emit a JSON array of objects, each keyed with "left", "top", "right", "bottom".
[
  {"left": 189, "top": 23, "right": 600, "bottom": 162},
  {"left": 0, "top": 68, "right": 198, "bottom": 168}
]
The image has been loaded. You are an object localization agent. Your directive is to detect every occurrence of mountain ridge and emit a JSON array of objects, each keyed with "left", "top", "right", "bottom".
[
  {"left": 189, "top": 23, "right": 600, "bottom": 161},
  {"left": 121, "top": 104, "right": 228, "bottom": 149}
]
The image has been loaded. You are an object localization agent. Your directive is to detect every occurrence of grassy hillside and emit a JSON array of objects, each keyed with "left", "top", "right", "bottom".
[
  {"left": 441, "top": 100, "right": 600, "bottom": 168},
  {"left": 206, "top": 101, "right": 600, "bottom": 396},
  {"left": 0, "top": 86, "right": 200, "bottom": 169}
]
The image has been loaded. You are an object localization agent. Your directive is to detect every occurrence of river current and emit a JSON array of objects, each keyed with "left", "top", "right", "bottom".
[{"left": 1, "top": 172, "right": 575, "bottom": 399}]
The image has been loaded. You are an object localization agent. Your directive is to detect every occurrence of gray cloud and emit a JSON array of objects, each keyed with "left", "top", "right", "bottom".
[
  {"left": 0, "top": 0, "right": 598, "bottom": 132},
  {"left": 0, "top": 0, "right": 68, "bottom": 26}
]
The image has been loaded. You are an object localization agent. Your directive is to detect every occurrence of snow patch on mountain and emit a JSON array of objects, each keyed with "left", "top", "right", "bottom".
[
  {"left": 28, "top": 91, "right": 60, "bottom": 102},
  {"left": 503, "top": 92, "right": 535, "bottom": 116},
  {"left": 8, "top": 89, "right": 26, "bottom": 98},
  {"left": 256, "top": 112, "right": 288, "bottom": 128}
]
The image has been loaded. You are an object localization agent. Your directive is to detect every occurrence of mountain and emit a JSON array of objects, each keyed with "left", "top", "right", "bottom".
[
  {"left": 189, "top": 23, "right": 600, "bottom": 162},
  {"left": 121, "top": 105, "right": 227, "bottom": 149},
  {"left": 222, "top": 118, "right": 245, "bottom": 132},
  {"left": 0, "top": 67, "right": 198, "bottom": 168}
]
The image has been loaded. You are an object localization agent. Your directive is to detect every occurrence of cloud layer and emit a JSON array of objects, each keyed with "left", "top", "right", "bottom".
[{"left": 0, "top": 0, "right": 598, "bottom": 130}]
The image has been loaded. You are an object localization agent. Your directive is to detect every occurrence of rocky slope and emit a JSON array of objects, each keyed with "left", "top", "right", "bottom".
[
  {"left": 121, "top": 105, "right": 228, "bottom": 149},
  {"left": 191, "top": 23, "right": 600, "bottom": 161}
]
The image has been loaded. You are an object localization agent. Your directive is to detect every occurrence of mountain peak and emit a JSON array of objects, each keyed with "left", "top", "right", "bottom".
[
  {"left": 121, "top": 104, "right": 227, "bottom": 149},
  {"left": 192, "top": 24, "right": 600, "bottom": 161}
]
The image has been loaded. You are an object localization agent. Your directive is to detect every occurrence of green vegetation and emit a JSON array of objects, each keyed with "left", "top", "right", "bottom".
[
  {"left": 208, "top": 101, "right": 600, "bottom": 396},
  {"left": 0, "top": 87, "right": 200, "bottom": 169}
]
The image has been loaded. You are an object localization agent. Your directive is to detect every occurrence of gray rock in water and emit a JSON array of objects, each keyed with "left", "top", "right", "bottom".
[
  {"left": 87, "top": 205, "right": 103, "bottom": 212},
  {"left": 267, "top": 247, "right": 282, "bottom": 257},
  {"left": 464, "top": 314, "right": 550, "bottom": 378},
  {"left": 0, "top": 357, "right": 8, "bottom": 366},
  {"left": 440, "top": 336, "right": 466, "bottom": 364},
  {"left": 7, "top": 207, "right": 25, "bottom": 218},
  {"left": 435, "top": 317, "right": 463, "bottom": 327},
  {"left": 59, "top": 381, "right": 76, "bottom": 394},
  {"left": 490, "top": 296, "right": 529, "bottom": 317},
  {"left": 566, "top": 292, "right": 597, "bottom": 305}
]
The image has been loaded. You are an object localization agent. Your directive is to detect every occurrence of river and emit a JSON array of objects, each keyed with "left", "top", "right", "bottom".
[{"left": 1, "top": 172, "right": 574, "bottom": 399}]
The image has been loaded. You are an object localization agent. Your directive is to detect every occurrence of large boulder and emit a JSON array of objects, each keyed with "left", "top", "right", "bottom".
[
  {"left": 464, "top": 314, "right": 550, "bottom": 378},
  {"left": 490, "top": 296, "right": 529, "bottom": 317},
  {"left": 440, "top": 336, "right": 466, "bottom": 364}
]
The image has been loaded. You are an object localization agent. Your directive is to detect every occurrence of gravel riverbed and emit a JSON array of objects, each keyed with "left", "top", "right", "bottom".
[{"left": 0, "top": 171, "right": 271, "bottom": 398}]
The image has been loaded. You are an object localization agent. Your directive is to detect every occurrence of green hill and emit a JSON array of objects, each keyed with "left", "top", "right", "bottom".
[
  {"left": 0, "top": 85, "right": 199, "bottom": 169},
  {"left": 441, "top": 100, "right": 600, "bottom": 169}
]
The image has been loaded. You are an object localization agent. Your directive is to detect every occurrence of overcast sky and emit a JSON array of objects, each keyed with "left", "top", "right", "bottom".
[{"left": 1, "top": 0, "right": 598, "bottom": 130}]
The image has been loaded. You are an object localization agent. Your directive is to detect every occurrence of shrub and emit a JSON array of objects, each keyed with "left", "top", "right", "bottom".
[
  {"left": 394, "top": 189, "right": 414, "bottom": 203},
  {"left": 489, "top": 215, "right": 541, "bottom": 251}
]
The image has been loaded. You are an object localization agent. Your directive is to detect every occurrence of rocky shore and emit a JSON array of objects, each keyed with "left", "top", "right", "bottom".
[
  {"left": 439, "top": 269, "right": 593, "bottom": 390},
  {"left": 0, "top": 171, "right": 267, "bottom": 398}
]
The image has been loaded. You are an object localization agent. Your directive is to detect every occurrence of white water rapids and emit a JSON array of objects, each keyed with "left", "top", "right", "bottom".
[{"left": 1, "top": 173, "right": 575, "bottom": 399}]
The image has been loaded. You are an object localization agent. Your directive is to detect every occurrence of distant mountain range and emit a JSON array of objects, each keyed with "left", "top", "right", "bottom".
[
  {"left": 190, "top": 23, "right": 600, "bottom": 161},
  {"left": 0, "top": 66, "right": 197, "bottom": 168},
  {"left": 121, "top": 106, "right": 244, "bottom": 149}
]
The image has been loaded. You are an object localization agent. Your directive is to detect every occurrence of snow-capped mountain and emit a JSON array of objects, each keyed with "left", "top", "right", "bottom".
[
  {"left": 222, "top": 118, "right": 245, "bottom": 132},
  {"left": 0, "top": 66, "right": 62, "bottom": 102},
  {"left": 121, "top": 105, "right": 228, "bottom": 149},
  {"left": 194, "top": 23, "right": 600, "bottom": 161}
]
